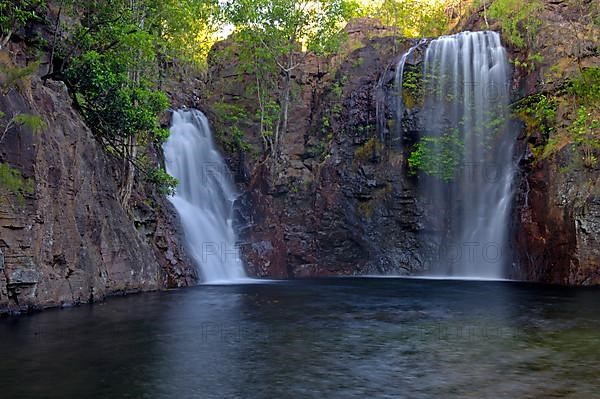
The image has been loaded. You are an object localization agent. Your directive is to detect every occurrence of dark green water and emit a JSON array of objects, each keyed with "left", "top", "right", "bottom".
[{"left": 1, "top": 278, "right": 599, "bottom": 398}]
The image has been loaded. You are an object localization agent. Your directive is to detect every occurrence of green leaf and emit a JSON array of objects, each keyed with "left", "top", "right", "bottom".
[{"left": 12, "top": 113, "right": 46, "bottom": 133}]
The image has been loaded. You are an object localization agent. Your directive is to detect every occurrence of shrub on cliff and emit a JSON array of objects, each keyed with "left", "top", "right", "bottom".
[
  {"left": 50, "top": 0, "right": 220, "bottom": 204},
  {"left": 0, "top": 0, "right": 45, "bottom": 49}
]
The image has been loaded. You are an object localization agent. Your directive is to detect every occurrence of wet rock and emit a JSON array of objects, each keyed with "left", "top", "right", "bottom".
[{"left": 8, "top": 267, "right": 41, "bottom": 285}]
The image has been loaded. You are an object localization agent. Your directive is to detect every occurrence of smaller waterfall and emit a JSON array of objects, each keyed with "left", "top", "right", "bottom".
[
  {"left": 163, "top": 109, "right": 247, "bottom": 283},
  {"left": 394, "top": 40, "right": 427, "bottom": 137}
]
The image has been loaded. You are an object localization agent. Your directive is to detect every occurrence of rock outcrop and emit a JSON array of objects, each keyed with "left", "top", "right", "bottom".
[
  {"left": 1, "top": 0, "right": 598, "bottom": 318},
  {"left": 209, "top": 5, "right": 600, "bottom": 284},
  {"left": 0, "top": 50, "right": 196, "bottom": 314},
  {"left": 207, "top": 20, "right": 425, "bottom": 278}
]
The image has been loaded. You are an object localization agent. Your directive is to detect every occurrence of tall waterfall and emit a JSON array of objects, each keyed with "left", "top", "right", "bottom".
[
  {"left": 163, "top": 109, "right": 247, "bottom": 283},
  {"left": 416, "top": 31, "right": 514, "bottom": 278}
]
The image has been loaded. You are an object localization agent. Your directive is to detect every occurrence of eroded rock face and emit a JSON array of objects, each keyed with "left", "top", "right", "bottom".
[
  {"left": 0, "top": 69, "right": 196, "bottom": 314},
  {"left": 211, "top": 5, "right": 600, "bottom": 284},
  {"left": 514, "top": 143, "right": 600, "bottom": 285},
  {"left": 208, "top": 22, "right": 424, "bottom": 278},
  {"left": 508, "top": 2, "right": 600, "bottom": 285}
]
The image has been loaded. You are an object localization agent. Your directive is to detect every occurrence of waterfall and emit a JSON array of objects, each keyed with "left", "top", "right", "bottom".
[
  {"left": 415, "top": 31, "right": 514, "bottom": 278},
  {"left": 394, "top": 39, "right": 427, "bottom": 143},
  {"left": 163, "top": 109, "right": 247, "bottom": 283}
]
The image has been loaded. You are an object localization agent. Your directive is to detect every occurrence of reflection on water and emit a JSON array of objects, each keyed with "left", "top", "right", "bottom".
[{"left": 1, "top": 278, "right": 600, "bottom": 398}]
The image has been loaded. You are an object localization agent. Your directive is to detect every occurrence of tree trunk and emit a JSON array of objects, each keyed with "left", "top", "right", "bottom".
[
  {"left": 277, "top": 70, "right": 292, "bottom": 157},
  {"left": 47, "top": 0, "right": 65, "bottom": 76},
  {"left": 119, "top": 0, "right": 145, "bottom": 209},
  {"left": 0, "top": 30, "right": 13, "bottom": 49},
  {"left": 119, "top": 135, "right": 137, "bottom": 207},
  {"left": 482, "top": 0, "right": 489, "bottom": 29}
]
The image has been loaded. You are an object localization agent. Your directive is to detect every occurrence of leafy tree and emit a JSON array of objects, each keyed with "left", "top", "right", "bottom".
[
  {"left": 354, "top": 0, "right": 450, "bottom": 38},
  {"left": 54, "top": 0, "right": 219, "bottom": 204},
  {"left": 65, "top": 50, "right": 171, "bottom": 203},
  {"left": 147, "top": 0, "right": 220, "bottom": 68},
  {"left": 224, "top": 0, "right": 355, "bottom": 158},
  {"left": 488, "top": 0, "right": 543, "bottom": 48},
  {"left": 0, "top": 0, "right": 45, "bottom": 49}
]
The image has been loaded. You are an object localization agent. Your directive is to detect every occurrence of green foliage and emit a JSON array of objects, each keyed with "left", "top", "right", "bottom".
[
  {"left": 489, "top": 0, "right": 544, "bottom": 48},
  {"left": 569, "top": 67, "right": 600, "bottom": 105},
  {"left": 308, "top": 141, "right": 328, "bottom": 159},
  {"left": 213, "top": 102, "right": 251, "bottom": 152},
  {"left": 0, "top": 61, "right": 38, "bottom": 93},
  {"left": 146, "top": 167, "right": 178, "bottom": 196},
  {"left": 402, "top": 66, "right": 423, "bottom": 108},
  {"left": 257, "top": 100, "right": 280, "bottom": 139},
  {"left": 64, "top": 40, "right": 170, "bottom": 196},
  {"left": 528, "top": 53, "right": 545, "bottom": 67},
  {"left": 332, "top": 82, "right": 344, "bottom": 98},
  {"left": 0, "top": 162, "right": 34, "bottom": 205},
  {"left": 51, "top": 0, "right": 221, "bottom": 199},
  {"left": 153, "top": 128, "right": 171, "bottom": 145},
  {"left": 518, "top": 69, "right": 600, "bottom": 167},
  {"left": 0, "top": 111, "right": 45, "bottom": 144},
  {"left": 354, "top": 0, "right": 450, "bottom": 38},
  {"left": 408, "top": 131, "right": 464, "bottom": 182},
  {"left": 66, "top": 50, "right": 169, "bottom": 144},
  {"left": 0, "top": 0, "right": 45, "bottom": 41},
  {"left": 331, "top": 103, "right": 343, "bottom": 116},
  {"left": 517, "top": 94, "right": 558, "bottom": 139},
  {"left": 513, "top": 53, "right": 545, "bottom": 71},
  {"left": 564, "top": 68, "right": 599, "bottom": 168},
  {"left": 352, "top": 57, "right": 364, "bottom": 68},
  {"left": 226, "top": 0, "right": 354, "bottom": 59},
  {"left": 569, "top": 106, "right": 600, "bottom": 168},
  {"left": 60, "top": 0, "right": 219, "bottom": 69},
  {"left": 224, "top": 0, "right": 355, "bottom": 154},
  {"left": 12, "top": 113, "right": 46, "bottom": 133},
  {"left": 148, "top": 0, "right": 220, "bottom": 68}
]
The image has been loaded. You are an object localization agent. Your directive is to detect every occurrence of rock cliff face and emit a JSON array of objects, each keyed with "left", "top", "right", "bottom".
[
  {"left": 514, "top": 2, "right": 600, "bottom": 285},
  {"left": 1, "top": 0, "right": 598, "bottom": 319},
  {"left": 209, "top": 5, "right": 600, "bottom": 284},
  {"left": 0, "top": 50, "right": 196, "bottom": 314},
  {"left": 207, "top": 20, "right": 427, "bottom": 278}
]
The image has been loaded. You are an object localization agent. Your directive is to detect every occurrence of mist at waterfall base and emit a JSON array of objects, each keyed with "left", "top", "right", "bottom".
[
  {"left": 398, "top": 31, "right": 516, "bottom": 279},
  {"left": 163, "top": 109, "right": 247, "bottom": 284}
]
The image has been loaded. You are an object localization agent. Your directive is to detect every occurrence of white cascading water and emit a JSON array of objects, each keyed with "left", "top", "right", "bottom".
[
  {"left": 394, "top": 39, "right": 427, "bottom": 143},
  {"left": 163, "top": 109, "right": 247, "bottom": 283},
  {"left": 416, "top": 31, "right": 514, "bottom": 278}
]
